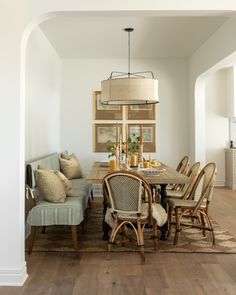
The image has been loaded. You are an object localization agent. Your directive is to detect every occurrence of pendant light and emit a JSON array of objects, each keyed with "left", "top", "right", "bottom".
[{"left": 101, "top": 28, "right": 159, "bottom": 105}]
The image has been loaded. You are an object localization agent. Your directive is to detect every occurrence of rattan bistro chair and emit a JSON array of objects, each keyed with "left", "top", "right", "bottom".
[
  {"left": 102, "top": 170, "right": 167, "bottom": 264},
  {"left": 167, "top": 163, "right": 217, "bottom": 245},
  {"left": 167, "top": 162, "right": 201, "bottom": 200},
  {"left": 166, "top": 155, "right": 190, "bottom": 192},
  {"left": 176, "top": 155, "right": 190, "bottom": 175}
]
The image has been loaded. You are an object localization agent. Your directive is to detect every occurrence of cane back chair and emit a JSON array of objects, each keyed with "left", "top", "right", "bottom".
[
  {"left": 167, "top": 162, "right": 200, "bottom": 200},
  {"left": 167, "top": 162, "right": 217, "bottom": 245},
  {"left": 102, "top": 170, "right": 163, "bottom": 264},
  {"left": 168, "top": 155, "right": 190, "bottom": 191}
]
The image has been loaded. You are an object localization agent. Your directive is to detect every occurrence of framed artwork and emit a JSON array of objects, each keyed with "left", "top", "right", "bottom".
[
  {"left": 93, "top": 91, "right": 123, "bottom": 120},
  {"left": 127, "top": 104, "right": 156, "bottom": 120},
  {"left": 127, "top": 123, "right": 156, "bottom": 152},
  {"left": 94, "top": 123, "right": 123, "bottom": 152}
]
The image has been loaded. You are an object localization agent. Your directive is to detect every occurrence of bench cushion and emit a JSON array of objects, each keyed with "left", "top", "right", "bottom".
[{"left": 28, "top": 196, "right": 84, "bottom": 226}]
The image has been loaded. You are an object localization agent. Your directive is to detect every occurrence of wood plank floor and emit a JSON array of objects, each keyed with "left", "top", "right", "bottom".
[{"left": 1, "top": 187, "right": 236, "bottom": 295}]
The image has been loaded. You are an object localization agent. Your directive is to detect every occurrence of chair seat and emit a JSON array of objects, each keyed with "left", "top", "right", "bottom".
[
  {"left": 105, "top": 202, "right": 167, "bottom": 228},
  {"left": 167, "top": 198, "right": 206, "bottom": 209},
  {"left": 167, "top": 190, "right": 184, "bottom": 198}
]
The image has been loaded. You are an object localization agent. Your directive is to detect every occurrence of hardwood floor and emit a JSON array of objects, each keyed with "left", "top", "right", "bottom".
[{"left": 1, "top": 187, "right": 236, "bottom": 295}]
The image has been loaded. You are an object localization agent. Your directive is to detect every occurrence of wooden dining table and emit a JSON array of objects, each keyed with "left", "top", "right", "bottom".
[{"left": 86, "top": 161, "right": 190, "bottom": 240}]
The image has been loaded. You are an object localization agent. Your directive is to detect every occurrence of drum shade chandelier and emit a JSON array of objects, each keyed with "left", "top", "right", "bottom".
[{"left": 101, "top": 28, "right": 159, "bottom": 105}]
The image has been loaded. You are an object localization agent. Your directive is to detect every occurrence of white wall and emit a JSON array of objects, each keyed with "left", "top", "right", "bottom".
[
  {"left": 205, "top": 69, "right": 229, "bottom": 186},
  {"left": 25, "top": 28, "right": 61, "bottom": 161},
  {"left": 60, "top": 58, "right": 189, "bottom": 174}
]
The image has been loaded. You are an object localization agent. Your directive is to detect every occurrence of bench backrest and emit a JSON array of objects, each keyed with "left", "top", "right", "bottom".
[{"left": 26, "top": 153, "right": 60, "bottom": 188}]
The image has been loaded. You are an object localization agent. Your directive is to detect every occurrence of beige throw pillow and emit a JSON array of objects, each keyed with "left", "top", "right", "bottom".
[
  {"left": 61, "top": 153, "right": 82, "bottom": 175},
  {"left": 54, "top": 170, "right": 73, "bottom": 192},
  {"left": 54, "top": 170, "right": 79, "bottom": 197},
  {"left": 35, "top": 169, "right": 66, "bottom": 203},
  {"left": 60, "top": 153, "right": 82, "bottom": 179}
]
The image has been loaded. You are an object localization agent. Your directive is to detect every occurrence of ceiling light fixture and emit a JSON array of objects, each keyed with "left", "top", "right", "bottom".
[{"left": 101, "top": 28, "right": 159, "bottom": 105}]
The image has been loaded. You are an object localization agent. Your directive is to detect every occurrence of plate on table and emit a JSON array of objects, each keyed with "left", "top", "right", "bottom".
[
  {"left": 151, "top": 160, "right": 161, "bottom": 168},
  {"left": 129, "top": 165, "right": 139, "bottom": 170},
  {"left": 140, "top": 167, "right": 165, "bottom": 176},
  {"left": 100, "top": 162, "right": 109, "bottom": 167}
]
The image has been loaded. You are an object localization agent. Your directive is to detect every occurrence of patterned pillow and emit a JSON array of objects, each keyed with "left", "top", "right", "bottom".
[
  {"left": 60, "top": 153, "right": 82, "bottom": 179},
  {"left": 35, "top": 169, "right": 66, "bottom": 203}
]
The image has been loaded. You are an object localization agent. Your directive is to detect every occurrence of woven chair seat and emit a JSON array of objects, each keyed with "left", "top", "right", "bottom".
[
  {"left": 166, "top": 190, "right": 184, "bottom": 198},
  {"left": 168, "top": 198, "right": 207, "bottom": 209}
]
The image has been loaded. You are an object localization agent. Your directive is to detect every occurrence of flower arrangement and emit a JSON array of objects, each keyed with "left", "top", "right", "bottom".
[{"left": 106, "top": 133, "right": 140, "bottom": 158}]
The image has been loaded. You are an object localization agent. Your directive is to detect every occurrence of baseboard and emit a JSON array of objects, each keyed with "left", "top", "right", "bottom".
[{"left": 0, "top": 262, "right": 28, "bottom": 286}]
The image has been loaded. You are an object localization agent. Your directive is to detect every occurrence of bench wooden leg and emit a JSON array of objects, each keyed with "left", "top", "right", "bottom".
[
  {"left": 71, "top": 225, "right": 78, "bottom": 257},
  {"left": 28, "top": 226, "right": 37, "bottom": 255}
]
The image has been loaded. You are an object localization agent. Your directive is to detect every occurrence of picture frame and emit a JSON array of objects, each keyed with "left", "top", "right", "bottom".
[
  {"left": 93, "top": 91, "right": 123, "bottom": 120},
  {"left": 127, "top": 123, "right": 156, "bottom": 152},
  {"left": 94, "top": 123, "right": 123, "bottom": 152},
  {"left": 127, "top": 104, "right": 156, "bottom": 120}
]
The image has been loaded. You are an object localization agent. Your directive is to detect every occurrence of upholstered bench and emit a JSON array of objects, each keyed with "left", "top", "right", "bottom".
[{"left": 25, "top": 152, "right": 91, "bottom": 255}]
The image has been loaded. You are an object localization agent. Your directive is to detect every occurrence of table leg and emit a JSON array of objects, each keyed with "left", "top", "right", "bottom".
[{"left": 159, "top": 184, "right": 168, "bottom": 240}]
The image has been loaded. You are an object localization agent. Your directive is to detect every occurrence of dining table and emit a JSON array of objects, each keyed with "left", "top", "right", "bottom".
[{"left": 86, "top": 161, "right": 190, "bottom": 240}]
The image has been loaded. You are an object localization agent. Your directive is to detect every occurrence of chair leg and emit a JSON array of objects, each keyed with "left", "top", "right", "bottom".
[
  {"left": 71, "top": 225, "right": 79, "bottom": 257},
  {"left": 152, "top": 219, "right": 159, "bottom": 251},
  {"left": 199, "top": 212, "right": 206, "bottom": 236},
  {"left": 137, "top": 220, "right": 145, "bottom": 265},
  {"left": 91, "top": 189, "right": 94, "bottom": 200},
  {"left": 174, "top": 208, "right": 180, "bottom": 245},
  {"left": 107, "top": 219, "right": 118, "bottom": 260},
  {"left": 205, "top": 214, "right": 215, "bottom": 245},
  {"left": 41, "top": 226, "right": 46, "bottom": 234},
  {"left": 28, "top": 226, "right": 37, "bottom": 255},
  {"left": 168, "top": 206, "right": 173, "bottom": 238}
]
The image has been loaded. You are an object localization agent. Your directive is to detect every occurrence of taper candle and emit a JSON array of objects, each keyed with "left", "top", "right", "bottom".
[
  {"left": 116, "top": 122, "right": 118, "bottom": 146},
  {"left": 140, "top": 125, "right": 143, "bottom": 145},
  {"left": 126, "top": 125, "right": 129, "bottom": 158}
]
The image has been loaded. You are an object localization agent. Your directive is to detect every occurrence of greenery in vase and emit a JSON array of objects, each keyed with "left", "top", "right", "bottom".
[
  {"left": 106, "top": 133, "right": 140, "bottom": 158},
  {"left": 106, "top": 140, "right": 116, "bottom": 158},
  {"left": 127, "top": 133, "right": 140, "bottom": 155}
]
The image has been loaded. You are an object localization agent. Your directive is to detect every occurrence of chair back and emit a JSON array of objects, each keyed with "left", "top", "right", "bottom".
[
  {"left": 189, "top": 163, "right": 217, "bottom": 214},
  {"left": 182, "top": 162, "right": 201, "bottom": 199},
  {"left": 176, "top": 156, "right": 190, "bottom": 175},
  {"left": 103, "top": 170, "right": 152, "bottom": 215}
]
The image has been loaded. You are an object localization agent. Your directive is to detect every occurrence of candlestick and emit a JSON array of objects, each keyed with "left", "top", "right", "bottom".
[
  {"left": 116, "top": 122, "right": 118, "bottom": 146},
  {"left": 140, "top": 125, "right": 143, "bottom": 145},
  {"left": 126, "top": 125, "right": 129, "bottom": 158},
  {"left": 149, "top": 154, "right": 151, "bottom": 163}
]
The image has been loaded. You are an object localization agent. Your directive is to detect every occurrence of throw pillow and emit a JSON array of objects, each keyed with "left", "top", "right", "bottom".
[
  {"left": 59, "top": 155, "right": 82, "bottom": 179},
  {"left": 35, "top": 169, "right": 66, "bottom": 203},
  {"left": 61, "top": 152, "right": 83, "bottom": 177},
  {"left": 54, "top": 170, "right": 73, "bottom": 192}
]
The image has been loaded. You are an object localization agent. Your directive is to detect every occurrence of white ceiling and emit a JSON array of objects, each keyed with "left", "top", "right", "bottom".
[{"left": 40, "top": 16, "right": 227, "bottom": 59}]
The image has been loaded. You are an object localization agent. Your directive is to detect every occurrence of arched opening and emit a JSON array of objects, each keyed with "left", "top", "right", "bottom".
[{"left": 194, "top": 51, "right": 236, "bottom": 185}]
